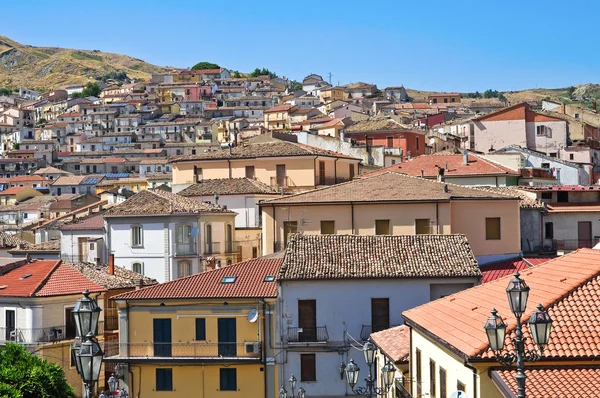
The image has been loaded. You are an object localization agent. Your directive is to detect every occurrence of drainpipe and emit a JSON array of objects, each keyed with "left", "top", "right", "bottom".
[
  {"left": 313, "top": 156, "right": 318, "bottom": 186},
  {"left": 334, "top": 158, "right": 338, "bottom": 183},
  {"left": 463, "top": 360, "right": 479, "bottom": 398},
  {"left": 351, "top": 202, "right": 355, "bottom": 234},
  {"left": 227, "top": 158, "right": 232, "bottom": 179},
  {"left": 435, "top": 200, "right": 440, "bottom": 234},
  {"left": 262, "top": 300, "right": 268, "bottom": 398},
  {"left": 272, "top": 205, "right": 276, "bottom": 253}
]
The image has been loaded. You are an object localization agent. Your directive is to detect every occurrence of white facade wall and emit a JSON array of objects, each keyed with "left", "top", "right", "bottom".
[
  {"left": 473, "top": 120, "right": 526, "bottom": 153},
  {"left": 60, "top": 229, "right": 105, "bottom": 262},
  {"left": 278, "top": 278, "right": 477, "bottom": 397},
  {"left": 525, "top": 120, "right": 567, "bottom": 154},
  {"left": 294, "top": 131, "right": 385, "bottom": 166},
  {"left": 443, "top": 176, "right": 509, "bottom": 187}
]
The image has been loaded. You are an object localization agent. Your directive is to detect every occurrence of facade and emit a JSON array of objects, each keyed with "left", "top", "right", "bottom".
[
  {"left": 59, "top": 214, "right": 105, "bottom": 263},
  {"left": 261, "top": 172, "right": 522, "bottom": 263},
  {"left": 104, "top": 189, "right": 237, "bottom": 282},
  {"left": 264, "top": 105, "right": 300, "bottom": 132},
  {"left": 427, "top": 92, "right": 461, "bottom": 104},
  {"left": 402, "top": 249, "right": 600, "bottom": 398},
  {"left": 344, "top": 119, "right": 426, "bottom": 159},
  {"left": 277, "top": 234, "right": 481, "bottom": 398},
  {"left": 108, "top": 257, "right": 281, "bottom": 398}
]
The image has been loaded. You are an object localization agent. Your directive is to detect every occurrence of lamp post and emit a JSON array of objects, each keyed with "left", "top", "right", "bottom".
[
  {"left": 484, "top": 272, "right": 553, "bottom": 398},
  {"left": 108, "top": 373, "right": 129, "bottom": 397},
  {"left": 72, "top": 290, "right": 104, "bottom": 398},
  {"left": 279, "top": 374, "right": 307, "bottom": 398},
  {"left": 340, "top": 340, "right": 396, "bottom": 397}
]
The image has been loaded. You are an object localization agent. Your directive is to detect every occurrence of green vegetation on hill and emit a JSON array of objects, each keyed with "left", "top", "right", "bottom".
[{"left": 191, "top": 61, "right": 220, "bottom": 70}]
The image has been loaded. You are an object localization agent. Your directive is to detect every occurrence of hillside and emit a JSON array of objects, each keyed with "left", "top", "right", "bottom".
[{"left": 0, "top": 35, "right": 169, "bottom": 92}]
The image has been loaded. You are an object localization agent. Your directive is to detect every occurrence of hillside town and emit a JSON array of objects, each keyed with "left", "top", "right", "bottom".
[{"left": 1, "top": 65, "right": 600, "bottom": 398}]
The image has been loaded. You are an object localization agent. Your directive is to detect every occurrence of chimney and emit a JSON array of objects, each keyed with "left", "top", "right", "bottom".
[
  {"left": 560, "top": 103, "right": 566, "bottom": 114},
  {"left": 445, "top": 161, "right": 449, "bottom": 171},
  {"left": 462, "top": 150, "right": 468, "bottom": 165},
  {"left": 421, "top": 169, "right": 424, "bottom": 178},
  {"left": 108, "top": 253, "right": 115, "bottom": 275},
  {"left": 443, "top": 184, "right": 449, "bottom": 193}
]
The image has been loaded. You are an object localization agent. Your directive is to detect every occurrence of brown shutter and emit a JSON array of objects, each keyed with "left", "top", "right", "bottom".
[{"left": 371, "top": 298, "right": 389, "bottom": 333}]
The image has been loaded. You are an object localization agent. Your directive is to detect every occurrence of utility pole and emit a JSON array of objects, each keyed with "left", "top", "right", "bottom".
[{"left": 328, "top": 72, "right": 333, "bottom": 85}]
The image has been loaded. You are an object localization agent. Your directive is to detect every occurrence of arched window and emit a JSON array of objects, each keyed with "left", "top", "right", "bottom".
[
  {"left": 178, "top": 261, "right": 191, "bottom": 278},
  {"left": 132, "top": 262, "right": 143, "bottom": 275},
  {"left": 226, "top": 224, "right": 233, "bottom": 253},
  {"left": 205, "top": 224, "right": 213, "bottom": 254}
]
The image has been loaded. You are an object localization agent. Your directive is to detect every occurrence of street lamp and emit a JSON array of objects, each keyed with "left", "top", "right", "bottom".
[
  {"left": 340, "top": 340, "right": 396, "bottom": 397},
  {"left": 108, "top": 373, "right": 129, "bottom": 397},
  {"left": 73, "top": 290, "right": 104, "bottom": 398},
  {"left": 484, "top": 272, "right": 553, "bottom": 398},
  {"left": 279, "top": 374, "right": 307, "bottom": 398}
]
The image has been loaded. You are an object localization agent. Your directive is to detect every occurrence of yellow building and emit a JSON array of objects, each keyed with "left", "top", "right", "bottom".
[
  {"left": 315, "top": 118, "right": 345, "bottom": 138},
  {"left": 264, "top": 104, "right": 300, "bottom": 132},
  {"left": 108, "top": 257, "right": 282, "bottom": 398},
  {"left": 170, "top": 136, "right": 362, "bottom": 193},
  {"left": 158, "top": 102, "right": 181, "bottom": 115},
  {"left": 402, "top": 249, "right": 600, "bottom": 398},
  {"left": 0, "top": 186, "right": 42, "bottom": 205},
  {"left": 371, "top": 325, "right": 411, "bottom": 398},
  {"left": 319, "top": 86, "right": 345, "bottom": 103},
  {"left": 260, "top": 172, "right": 521, "bottom": 258},
  {"left": 95, "top": 177, "right": 149, "bottom": 194}
]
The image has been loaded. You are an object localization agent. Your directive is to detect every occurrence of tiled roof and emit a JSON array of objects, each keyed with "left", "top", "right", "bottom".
[
  {"left": 473, "top": 186, "right": 545, "bottom": 209},
  {"left": 179, "top": 178, "right": 278, "bottom": 196},
  {"left": 113, "top": 257, "right": 282, "bottom": 300},
  {"left": 50, "top": 175, "right": 87, "bottom": 186},
  {"left": 546, "top": 202, "right": 600, "bottom": 213},
  {"left": 264, "top": 104, "right": 295, "bottom": 113},
  {"left": 361, "top": 153, "right": 518, "bottom": 179},
  {"left": 60, "top": 215, "right": 105, "bottom": 231},
  {"left": 403, "top": 249, "right": 600, "bottom": 359},
  {"left": 263, "top": 172, "right": 518, "bottom": 205},
  {"left": 492, "top": 367, "right": 600, "bottom": 398},
  {"left": 279, "top": 234, "right": 480, "bottom": 281},
  {"left": 64, "top": 263, "right": 156, "bottom": 290},
  {"left": 34, "top": 200, "right": 108, "bottom": 230},
  {"left": 9, "top": 240, "right": 60, "bottom": 253},
  {"left": 170, "top": 141, "right": 359, "bottom": 162},
  {"left": 0, "top": 260, "right": 61, "bottom": 297},
  {"left": 0, "top": 232, "right": 29, "bottom": 249},
  {"left": 370, "top": 325, "right": 410, "bottom": 363},
  {"left": 104, "top": 189, "right": 232, "bottom": 217},
  {"left": 36, "top": 263, "right": 105, "bottom": 296},
  {"left": 0, "top": 186, "right": 34, "bottom": 196},
  {"left": 480, "top": 257, "right": 554, "bottom": 283},
  {"left": 344, "top": 119, "right": 407, "bottom": 133}
]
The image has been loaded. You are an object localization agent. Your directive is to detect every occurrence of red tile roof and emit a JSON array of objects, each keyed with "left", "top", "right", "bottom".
[
  {"left": 370, "top": 325, "right": 410, "bottom": 363},
  {"left": 361, "top": 153, "right": 518, "bottom": 179},
  {"left": 113, "top": 257, "right": 283, "bottom": 300},
  {"left": 0, "top": 260, "right": 61, "bottom": 297},
  {"left": 480, "top": 257, "right": 554, "bottom": 283},
  {"left": 403, "top": 249, "right": 600, "bottom": 359},
  {"left": 36, "top": 263, "right": 104, "bottom": 296},
  {"left": 492, "top": 367, "right": 600, "bottom": 398},
  {"left": 546, "top": 202, "right": 600, "bottom": 213},
  {"left": 264, "top": 104, "right": 296, "bottom": 113},
  {"left": 0, "top": 186, "right": 34, "bottom": 196},
  {"left": 60, "top": 215, "right": 105, "bottom": 231}
]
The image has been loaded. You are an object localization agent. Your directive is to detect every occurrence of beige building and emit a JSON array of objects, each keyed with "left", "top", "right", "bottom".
[
  {"left": 169, "top": 137, "right": 361, "bottom": 194},
  {"left": 260, "top": 172, "right": 521, "bottom": 262}
]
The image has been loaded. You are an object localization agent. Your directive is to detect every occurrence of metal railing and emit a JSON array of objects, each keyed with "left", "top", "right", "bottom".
[
  {"left": 553, "top": 238, "right": 599, "bottom": 251},
  {"left": 102, "top": 342, "right": 261, "bottom": 359},
  {"left": 224, "top": 241, "right": 241, "bottom": 254},
  {"left": 175, "top": 242, "right": 197, "bottom": 256},
  {"left": 204, "top": 241, "right": 220, "bottom": 254},
  {"left": 270, "top": 176, "right": 290, "bottom": 190},
  {"left": 60, "top": 254, "right": 91, "bottom": 263},
  {"left": 104, "top": 309, "right": 118, "bottom": 331},
  {"left": 360, "top": 324, "right": 396, "bottom": 341},
  {"left": 287, "top": 326, "right": 329, "bottom": 343},
  {"left": 0, "top": 325, "right": 69, "bottom": 343},
  {"left": 520, "top": 168, "right": 554, "bottom": 179}
]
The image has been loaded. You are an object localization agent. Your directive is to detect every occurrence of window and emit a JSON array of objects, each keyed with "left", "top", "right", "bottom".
[
  {"left": 485, "top": 218, "right": 501, "bottom": 240},
  {"left": 415, "top": 219, "right": 431, "bottom": 234},
  {"left": 375, "top": 219, "right": 390, "bottom": 235},
  {"left": 430, "top": 359, "right": 437, "bottom": 398},
  {"left": 195, "top": 318, "right": 206, "bottom": 340},
  {"left": 371, "top": 298, "right": 390, "bottom": 332},
  {"left": 545, "top": 222, "right": 554, "bottom": 239},
  {"left": 131, "top": 225, "right": 143, "bottom": 247},
  {"left": 65, "top": 307, "right": 76, "bottom": 339},
  {"left": 541, "top": 162, "right": 551, "bottom": 169},
  {"left": 416, "top": 348, "right": 422, "bottom": 398},
  {"left": 264, "top": 275, "right": 275, "bottom": 282},
  {"left": 320, "top": 220, "right": 335, "bottom": 234},
  {"left": 439, "top": 367, "right": 447, "bottom": 398},
  {"left": 71, "top": 187, "right": 76, "bottom": 194},
  {"left": 220, "top": 368, "right": 237, "bottom": 391},
  {"left": 549, "top": 152, "right": 557, "bottom": 158},
  {"left": 222, "top": 276, "right": 236, "bottom": 283},
  {"left": 457, "top": 380, "right": 466, "bottom": 393},
  {"left": 300, "top": 354, "right": 316, "bottom": 381},
  {"left": 132, "top": 262, "right": 143, "bottom": 274},
  {"left": 349, "top": 164, "right": 355, "bottom": 180},
  {"left": 386, "top": 136, "right": 394, "bottom": 148},
  {"left": 178, "top": 261, "right": 191, "bottom": 278},
  {"left": 156, "top": 368, "right": 173, "bottom": 391},
  {"left": 536, "top": 125, "right": 548, "bottom": 136},
  {"left": 245, "top": 166, "right": 255, "bottom": 179},
  {"left": 416, "top": 137, "right": 419, "bottom": 150},
  {"left": 541, "top": 192, "right": 552, "bottom": 199},
  {"left": 570, "top": 154, "right": 574, "bottom": 160}
]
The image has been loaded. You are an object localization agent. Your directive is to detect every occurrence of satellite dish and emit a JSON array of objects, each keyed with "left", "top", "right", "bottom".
[
  {"left": 191, "top": 227, "right": 199, "bottom": 237},
  {"left": 247, "top": 309, "right": 259, "bottom": 323}
]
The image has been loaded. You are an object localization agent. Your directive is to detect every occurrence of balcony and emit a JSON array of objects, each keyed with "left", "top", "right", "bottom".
[
  {"left": 103, "top": 342, "right": 262, "bottom": 360},
  {"left": 552, "top": 238, "right": 599, "bottom": 251},
  {"left": 0, "top": 325, "right": 70, "bottom": 344},
  {"left": 317, "top": 176, "right": 351, "bottom": 186},
  {"left": 175, "top": 242, "right": 197, "bottom": 256},
  {"left": 360, "top": 324, "right": 397, "bottom": 341},
  {"left": 520, "top": 168, "right": 554, "bottom": 179},
  {"left": 287, "top": 326, "right": 329, "bottom": 344},
  {"left": 270, "top": 176, "right": 291, "bottom": 191},
  {"left": 224, "top": 241, "right": 242, "bottom": 254},
  {"left": 105, "top": 308, "right": 119, "bottom": 331},
  {"left": 205, "top": 241, "right": 221, "bottom": 255}
]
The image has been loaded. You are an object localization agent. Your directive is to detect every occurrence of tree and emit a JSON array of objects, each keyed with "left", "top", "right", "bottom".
[
  {"left": 191, "top": 62, "right": 220, "bottom": 71},
  {"left": 249, "top": 68, "right": 278, "bottom": 79},
  {"left": 70, "top": 91, "right": 84, "bottom": 99},
  {"left": 567, "top": 86, "right": 576, "bottom": 99},
  {"left": 231, "top": 70, "right": 242, "bottom": 78},
  {"left": 81, "top": 82, "right": 101, "bottom": 98},
  {"left": 498, "top": 92, "right": 507, "bottom": 102},
  {"left": 0, "top": 343, "right": 76, "bottom": 398},
  {"left": 0, "top": 87, "right": 11, "bottom": 96},
  {"left": 291, "top": 80, "right": 303, "bottom": 91}
]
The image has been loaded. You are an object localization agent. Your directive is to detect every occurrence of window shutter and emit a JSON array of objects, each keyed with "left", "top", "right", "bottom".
[{"left": 195, "top": 318, "right": 206, "bottom": 340}]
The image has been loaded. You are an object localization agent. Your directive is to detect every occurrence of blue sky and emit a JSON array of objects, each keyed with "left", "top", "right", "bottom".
[{"left": 2, "top": 0, "right": 598, "bottom": 92}]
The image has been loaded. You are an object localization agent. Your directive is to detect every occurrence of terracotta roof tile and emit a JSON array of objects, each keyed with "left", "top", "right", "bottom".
[
  {"left": 473, "top": 186, "right": 545, "bottom": 209},
  {"left": 492, "top": 367, "right": 600, "bottom": 398},
  {"left": 345, "top": 119, "right": 409, "bottom": 133},
  {"left": 264, "top": 172, "right": 519, "bottom": 205},
  {"left": 0, "top": 186, "right": 34, "bottom": 196},
  {"left": 60, "top": 215, "right": 105, "bottom": 231},
  {"left": 279, "top": 234, "right": 480, "bottom": 281},
  {"left": 36, "top": 263, "right": 104, "bottom": 296},
  {"left": 113, "top": 257, "right": 282, "bottom": 300},
  {"left": 0, "top": 232, "right": 29, "bottom": 249},
  {"left": 104, "top": 189, "right": 232, "bottom": 216},
  {"left": 64, "top": 263, "right": 156, "bottom": 290},
  {"left": 370, "top": 325, "right": 410, "bottom": 363},
  {"left": 403, "top": 249, "right": 600, "bottom": 359},
  {"left": 0, "top": 260, "right": 61, "bottom": 297},
  {"left": 546, "top": 202, "right": 600, "bottom": 213},
  {"left": 179, "top": 178, "right": 278, "bottom": 196},
  {"left": 9, "top": 240, "right": 60, "bottom": 253},
  {"left": 480, "top": 257, "right": 554, "bottom": 283}
]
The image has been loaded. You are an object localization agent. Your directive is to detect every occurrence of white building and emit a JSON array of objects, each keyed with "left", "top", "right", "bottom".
[
  {"left": 277, "top": 234, "right": 481, "bottom": 398},
  {"left": 104, "top": 189, "right": 237, "bottom": 283},
  {"left": 59, "top": 214, "right": 106, "bottom": 263}
]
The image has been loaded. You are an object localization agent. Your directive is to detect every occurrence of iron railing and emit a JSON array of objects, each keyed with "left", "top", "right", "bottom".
[
  {"left": 360, "top": 324, "right": 396, "bottom": 341},
  {"left": 553, "top": 239, "right": 599, "bottom": 251},
  {"left": 270, "top": 176, "right": 290, "bottom": 190},
  {"left": 102, "top": 342, "right": 261, "bottom": 359},
  {"left": 287, "top": 326, "right": 329, "bottom": 343},
  {"left": 175, "top": 242, "right": 197, "bottom": 256},
  {"left": 104, "top": 309, "right": 118, "bottom": 331},
  {"left": 224, "top": 241, "right": 241, "bottom": 254},
  {"left": 0, "top": 325, "right": 68, "bottom": 343},
  {"left": 204, "top": 242, "right": 220, "bottom": 254}
]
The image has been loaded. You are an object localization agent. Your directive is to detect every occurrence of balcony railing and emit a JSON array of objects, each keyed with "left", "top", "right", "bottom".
[
  {"left": 175, "top": 242, "right": 197, "bottom": 256},
  {"left": 224, "top": 241, "right": 242, "bottom": 254},
  {"left": 360, "top": 324, "right": 396, "bottom": 341},
  {"left": 317, "top": 176, "right": 351, "bottom": 186},
  {"left": 0, "top": 325, "right": 70, "bottom": 343},
  {"left": 270, "top": 176, "right": 290, "bottom": 190},
  {"left": 205, "top": 241, "right": 221, "bottom": 255},
  {"left": 520, "top": 168, "right": 554, "bottom": 179},
  {"left": 103, "top": 342, "right": 261, "bottom": 359},
  {"left": 287, "top": 326, "right": 329, "bottom": 344},
  {"left": 104, "top": 308, "right": 118, "bottom": 331},
  {"left": 552, "top": 238, "right": 599, "bottom": 251}
]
